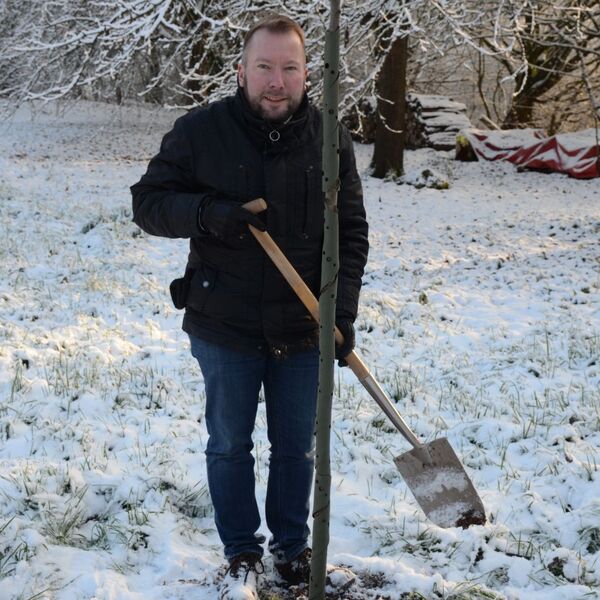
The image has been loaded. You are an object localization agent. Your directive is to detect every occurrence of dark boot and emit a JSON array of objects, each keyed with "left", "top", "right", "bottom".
[
  {"left": 274, "top": 547, "right": 312, "bottom": 586},
  {"left": 275, "top": 548, "right": 357, "bottom": 592}
]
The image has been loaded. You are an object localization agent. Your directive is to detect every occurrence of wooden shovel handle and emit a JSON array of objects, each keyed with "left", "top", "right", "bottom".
[{"left": 242, "top": 198, "right": 369, "bottom": 380}]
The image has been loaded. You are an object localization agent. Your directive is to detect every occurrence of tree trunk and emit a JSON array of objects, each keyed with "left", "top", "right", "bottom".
[
  {"left": 309, "top": 1, "right": 340, "bottom": 598},
  {"left": 182, "top": 8, "right": 226, "bottom": 105},
  {"left": 502, "top": 97, "right": 535, "bottom": 129},
  {"left": 371, "top": 35, "right": 408, "bottom": 178},
  {"left": 502, "top": 64, "right": 552, "bottom": 129}
]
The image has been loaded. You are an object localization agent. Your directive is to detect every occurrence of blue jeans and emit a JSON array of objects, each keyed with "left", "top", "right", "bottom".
[{"left": 189, "top": 335, "right": 319, "bottom": 562}]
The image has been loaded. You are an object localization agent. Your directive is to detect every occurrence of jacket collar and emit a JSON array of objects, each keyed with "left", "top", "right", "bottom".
[{"left": 234, "top": 87, "right": 310, "bottom": 153}]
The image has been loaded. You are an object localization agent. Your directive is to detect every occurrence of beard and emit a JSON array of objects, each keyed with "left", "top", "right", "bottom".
[{"left": 243, "top": 88, "right": 303, "bottom": 124}]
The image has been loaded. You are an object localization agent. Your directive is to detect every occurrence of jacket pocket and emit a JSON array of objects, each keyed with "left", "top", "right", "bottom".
[
  {"left": 169, "top": 268, "right": 195, "bottom": 310},
  {"left": 185, "top": 265, "right": 217, "bottom": 313},
  {"left": 290, "top": 165, "right": 323, "bottom": 242}
]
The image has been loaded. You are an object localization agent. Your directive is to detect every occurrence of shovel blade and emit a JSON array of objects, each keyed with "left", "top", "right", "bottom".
[{"left": 394, "top": 437, "right": 486, "bottom": 529}]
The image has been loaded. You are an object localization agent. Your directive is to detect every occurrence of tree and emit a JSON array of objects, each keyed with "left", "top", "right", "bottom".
[
  {"left": 371, "top": 34, "right": 409, "bottom": 178},
  {"left": 0, "top": 1, "right": 483, "bottom": 113},
  {"left": 310, "top": 8, "right": 340, "bottom": 598},
  {"left": 0, "top": 1, "right": 240, "bottom": 106},
  {"left": 495, "top": 1, "right": 600, "bottom": 130},
  {"left": 3, "top": 1, "right": 595, "bottom": 170},
  {"left": 428, "top": 0, "right": 600, "bottom": 131},
  {"left": 0, "top": 0, "right": 422, "bottom": 180}
]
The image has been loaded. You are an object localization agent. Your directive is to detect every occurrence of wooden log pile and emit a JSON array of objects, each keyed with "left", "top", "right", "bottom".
[{"left": 405, "top": 93, "right": 472, "bottom": 151}]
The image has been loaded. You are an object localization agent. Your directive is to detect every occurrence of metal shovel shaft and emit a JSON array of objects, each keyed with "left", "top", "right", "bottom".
[{"left": 342, "top": 353, "right": 421, "bottom": 448}]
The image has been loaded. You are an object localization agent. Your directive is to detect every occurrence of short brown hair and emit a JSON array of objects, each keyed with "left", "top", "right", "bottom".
[{"left": 242, "top": 14, "right": 305, "bottom": 61}]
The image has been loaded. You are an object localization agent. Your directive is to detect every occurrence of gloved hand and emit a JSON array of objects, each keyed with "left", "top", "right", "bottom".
[
  {"left": 335, "top": 319, "right": 355, "bottom": 367},
  {"left": 199, "top": 197, "right": 266, "bottom": 239}
]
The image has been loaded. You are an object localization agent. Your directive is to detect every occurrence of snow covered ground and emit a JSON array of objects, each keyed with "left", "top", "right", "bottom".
[{"left": 0, "top": 100, "right": 598, "bottom": 600}]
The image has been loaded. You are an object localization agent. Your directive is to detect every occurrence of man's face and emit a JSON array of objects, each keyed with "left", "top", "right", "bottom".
[{"left": 238, "top": 28, "right": 307, "bottom": 123}]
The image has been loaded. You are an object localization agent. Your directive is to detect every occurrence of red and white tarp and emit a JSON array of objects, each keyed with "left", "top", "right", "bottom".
[{"left": 458, "top": 128, "right": 600, "bottom": 179}]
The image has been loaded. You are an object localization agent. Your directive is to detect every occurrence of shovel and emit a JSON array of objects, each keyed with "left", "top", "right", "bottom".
[{"left": 242, "top": 198, "right": 486, "bottom": 529}]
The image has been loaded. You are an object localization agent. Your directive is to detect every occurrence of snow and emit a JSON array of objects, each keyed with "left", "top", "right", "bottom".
[
  {"left": 422, "top": 113, "right": 472, "bottom": 130},
  {"left": 460, "top": 128, "right": 547, "bottom": 151},
  {"left": 407, "top": 94, "right": 468, "bottom": 113},
  {"left": 409, "top": 468, "right": 469, "bottom": 500},
  {"left": 427, "top": 131, "right": 461, "bottom": 148},
  {"left": 459, "top": 128, "right": 600, "bottom": 178},
  {"left": 551, "top": 129, "right": 600, "bottom": 150},
  {"left": 1, "top": 100, "right": 599, "bottom": 599}
]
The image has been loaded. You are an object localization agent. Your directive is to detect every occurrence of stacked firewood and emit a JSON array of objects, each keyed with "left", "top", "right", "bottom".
[{"left": 405, "top": 93, "right": 472, "bottom": 151}]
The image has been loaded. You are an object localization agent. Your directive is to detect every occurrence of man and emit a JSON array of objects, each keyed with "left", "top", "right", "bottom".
[{"left": 131, "top": 14, "right": 368, "bottom": 599}]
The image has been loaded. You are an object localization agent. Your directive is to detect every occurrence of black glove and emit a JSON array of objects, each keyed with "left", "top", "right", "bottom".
[
  {"left": 335, "top": 319, "right": 355, "bottom": 367},
  {"left": 199, "top": 197, "right": 266, "bottom": 239}
]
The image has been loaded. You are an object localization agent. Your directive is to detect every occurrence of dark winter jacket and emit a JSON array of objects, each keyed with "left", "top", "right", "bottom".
[{"left": 131, "top": 89, "right": 368, "bottom": 356}]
